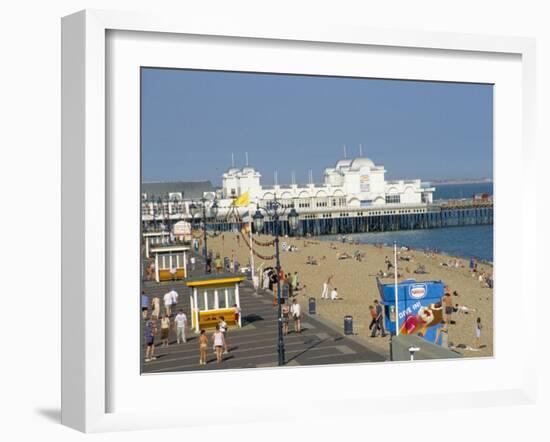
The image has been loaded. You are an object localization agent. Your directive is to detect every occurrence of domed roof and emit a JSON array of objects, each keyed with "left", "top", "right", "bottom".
[
  {"left": 335, "top": 159, "right": 352, "bottom": 169},
  {"left": 350, "top": 157, "right": 375, "bottom": 171},
  {"left": 226, "top": 167, "right": 240, "bottom": 175},
  {"left": 241, "top": 166, "right": 256, "bottom": 174}
]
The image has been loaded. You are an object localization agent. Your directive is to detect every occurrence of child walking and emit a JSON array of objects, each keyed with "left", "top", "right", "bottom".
[{"left": 199, "top": 329, "right": 208, "bottom": 365}]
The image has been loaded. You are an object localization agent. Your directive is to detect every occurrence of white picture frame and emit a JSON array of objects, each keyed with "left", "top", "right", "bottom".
[{"left": 61, "top": 9, "right": 537, "bottom": 433}]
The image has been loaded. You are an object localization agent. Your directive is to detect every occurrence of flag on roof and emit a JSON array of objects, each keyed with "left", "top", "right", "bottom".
[{"left": 232, "top": 191, "right": 250, "bottom": 207}]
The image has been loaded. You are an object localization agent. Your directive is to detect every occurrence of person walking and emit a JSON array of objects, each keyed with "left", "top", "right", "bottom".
[
  {"left": 163, "top": 290, "right": 173, "bottom": 317},
  {"left": 368, "top": 305, "right": 377, "bottom": 332},
  {"left": 214, "top": 254, "right": 223, "bottom": 273},
  {"left": 385, "top": 256, "right": 393, "bottom": 272},
  {"left": 160, "top": 314, "right": 171, "bottom": 347},
  {"left": 147, "top": 261, "right": 155, "bottom": 281},
  {"left": 199, "top": 329, "right": 208, "bottom": 365},
  {"left": 218, "top": 316, "right": 229, "bottom": 354},
  {"left": 233, "top": 304, "right": 241, "bottom": 327},
  {"left": 371, "top": 299, "right": 386, "bottom": 337},
  {"left": 442, "top": 291, "right": 454, "bottom": 325},
  {"left": 212, "top": 325, "right": 226, "bottom": 364},
  {"left": 190, "top": 255, "right": 196, "bottom": 272},
  {"left": 285, "top": 273, "right": 293, "bottom": 298},
  {"left": 321, "top": 274, "right": 333, "bottom": 300},
  {"left": 151, "top": 296, "right": 160, "bottom": 320},
  {"left": 290, "top": 298, "right": 302, "bottom": 334},
  {"left": 281, "top": 299, "right": 290, "bottom": 335},
  {"left": 141, "top": 291, "right": 149, "bottom": 319},
  {"left": 170, "top": 288, "right": 179, "bottom": 313},
  {"left": 175, "top": 309, "right": 188, "bottom": 344},
  {"left": 291, "top": 271, "right": 299, "bottom": 292},
  {"left": 144, "top": 317, "right": 157, "bottom": 362},
  {"left": 475, "top": 317, "right": 482, "bottom": 348}
]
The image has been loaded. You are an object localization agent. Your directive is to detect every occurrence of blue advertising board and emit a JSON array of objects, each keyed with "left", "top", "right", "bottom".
[{"left": 377, "top": 278, "right": 446, "bottom": 343}]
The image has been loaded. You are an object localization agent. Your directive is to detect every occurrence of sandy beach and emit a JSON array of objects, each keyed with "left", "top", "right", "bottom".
[{"left": 205, "top": 231, "right": 494, "bottom": 359}]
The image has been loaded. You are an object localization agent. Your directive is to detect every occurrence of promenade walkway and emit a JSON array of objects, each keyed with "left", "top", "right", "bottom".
[{"left": 141, "top": 254, "right": 386, "bottom": 373}]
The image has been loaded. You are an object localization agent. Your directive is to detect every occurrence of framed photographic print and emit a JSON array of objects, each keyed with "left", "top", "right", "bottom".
[{"left": 61, "top": 9, "right": 537, "bottom": 432}]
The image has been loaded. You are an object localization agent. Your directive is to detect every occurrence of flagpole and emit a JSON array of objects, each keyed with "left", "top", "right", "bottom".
[{"left": 394, "top": 241, "right": 399, "bottom": 336}]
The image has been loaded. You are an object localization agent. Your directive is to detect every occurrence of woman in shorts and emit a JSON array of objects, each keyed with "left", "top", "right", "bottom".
[
  {"left": 160, "top": 314, "right": 170, "bottom": 347},
  {"left": 281, "top": 299, "right": 290, "bottom": 335},
  {"left": 199, "top": 329, "right": 208, "bottom": 365},
  {"left": 211, "top": 325, "right": 226, "bottom": 364}
]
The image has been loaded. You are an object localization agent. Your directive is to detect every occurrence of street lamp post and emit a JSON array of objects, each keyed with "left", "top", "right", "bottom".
[
  {"left": 189, "top": 196, "right": 219, "bottom": 273},
  {"left": 252, "top": 196, "right": 299, "bottom": 366}
]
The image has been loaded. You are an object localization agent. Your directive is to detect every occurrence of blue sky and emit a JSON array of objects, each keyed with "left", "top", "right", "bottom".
[{"left": 141, "top": 68, "right": 493, "bottom": 185}]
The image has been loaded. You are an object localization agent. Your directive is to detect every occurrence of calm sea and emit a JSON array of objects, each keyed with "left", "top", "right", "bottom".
[
  {"left": 320, "top": 183, "right": 494, "bottom": 262},
  {"left": 433, "top": 182, "right": 493, "bottom": 200}
]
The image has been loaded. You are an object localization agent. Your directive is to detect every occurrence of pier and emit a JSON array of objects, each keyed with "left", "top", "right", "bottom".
[
  {"left": 208, "top": 200, "right": 494, "bottom": 236},
  {"left": 142, "top": 196, "right": 493, "bottom": 237}
]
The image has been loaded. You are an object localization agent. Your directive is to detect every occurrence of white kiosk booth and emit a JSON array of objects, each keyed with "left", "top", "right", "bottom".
[
  {"left": 143, "top": 231, "right": 170, "bottom": 258},
  {"left": 186, "top": 274, "right": 244, "bottom": 333},
  {"left": 151, "top": 245, "right": 189, "bottom": 282}
]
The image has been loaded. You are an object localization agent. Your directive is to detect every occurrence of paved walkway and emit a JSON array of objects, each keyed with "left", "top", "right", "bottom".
[{"left": 141, "top": 253, "right": 386, "bottom": 373}]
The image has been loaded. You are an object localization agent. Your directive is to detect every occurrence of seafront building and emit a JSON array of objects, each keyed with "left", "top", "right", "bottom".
[{"left": 221, "top": 156, "right": 435, "bottom": 208}]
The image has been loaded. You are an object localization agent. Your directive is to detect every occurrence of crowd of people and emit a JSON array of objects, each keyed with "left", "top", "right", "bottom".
[{"left": 141, "top": 286, "right": 236, "bottom": 365}]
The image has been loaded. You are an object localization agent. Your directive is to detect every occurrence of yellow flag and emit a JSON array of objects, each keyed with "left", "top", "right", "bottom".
[{"left": 233, "top": 191, "right": 250, "bottom": 207}]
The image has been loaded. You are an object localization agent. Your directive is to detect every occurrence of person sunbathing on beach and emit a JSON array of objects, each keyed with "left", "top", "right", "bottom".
[
  {"left": 337, "top": 252, "right": 351, "bottom": 260},
  {"left": 306, "top": 256, "right": 318, "bottom": 265},
  {"left": 413, "top": 264, "right": 428, "bottom": 274},
  {"left": 454, "top": 304, "right": 476, "bottom": 314},
  {"left": 449, "top": 343, "right": 482, "bottom": 352}
]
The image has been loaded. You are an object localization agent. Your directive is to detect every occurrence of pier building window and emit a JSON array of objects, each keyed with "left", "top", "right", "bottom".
[
  {"left": 385, "top": 195, "right": 401, "bottom": 204},
  {"left": 316, "top": 198, "right": 328, "bottom": 208}
]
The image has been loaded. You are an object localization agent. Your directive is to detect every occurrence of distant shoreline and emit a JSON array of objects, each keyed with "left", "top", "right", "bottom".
[{"left": 428, "top": 179, "right": 493, "bottom": 186}]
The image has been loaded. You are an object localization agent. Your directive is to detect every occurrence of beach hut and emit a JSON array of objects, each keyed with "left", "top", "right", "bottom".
[
  {"left": 151, "top": 245, "right": 189, "bottom": 282},
  {"left": 186, "top": 273, "right": 244, "bottom": 333},
  {"left": 143, "top": 231, "right": 170, "bottom": 258},
  {"left": 377, "top": 278, "right": 445, "bottom": 343}
]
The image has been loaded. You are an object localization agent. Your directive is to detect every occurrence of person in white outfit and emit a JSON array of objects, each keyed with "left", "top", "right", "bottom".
[
  {"left": 290, "top": 299, "right": 302, "bottom": 333},
  {"left": 330, "top": 288, "right": 339, "bottom": 300},
  {"left": 174, "top": 310, "right": 187, "bottom": 343},
  {"left": 321, "top": 274, "right": 334, "bottom": 300},
  {"left": 164, "top": 289, "right": 177, "bottom": 317}
]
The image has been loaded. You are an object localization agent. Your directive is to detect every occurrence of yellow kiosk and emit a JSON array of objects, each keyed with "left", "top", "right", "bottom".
[
  {"left": 151, "top": 245, "right": 189, "bottom": 282},
  {"left": 143, "top": 231, "right": 170, "bottom": 258},
  {"left": 186, "top": 274, "right": 245, "bottom": 333}
]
